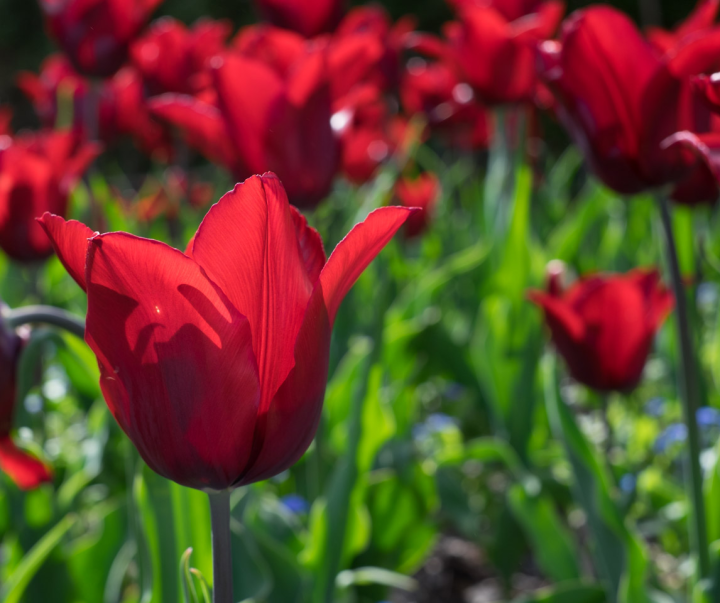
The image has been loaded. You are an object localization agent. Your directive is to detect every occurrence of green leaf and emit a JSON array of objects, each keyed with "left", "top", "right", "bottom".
[
  {"left": 511, "top": 581, "right": 606, "bottom": 603},
  {"left": 542, "top": 354, "right": 650, "bottom": 603},
  {"left": 1, "top": 513, "right": 78, "bottom": 603},
  {"left": 508, "top": 484, "right": 581, "bottom": 582}
]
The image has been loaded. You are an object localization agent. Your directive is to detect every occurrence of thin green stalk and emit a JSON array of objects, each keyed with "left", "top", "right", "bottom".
[
  {"left": 208, "top": 491, "right": 233, "bottom": 603},
  {"left": 3, "top": 305, "right": 85, "bottom": 339},
  {"left": 657, "top": 193, "right": 710, "bottom": 580}
]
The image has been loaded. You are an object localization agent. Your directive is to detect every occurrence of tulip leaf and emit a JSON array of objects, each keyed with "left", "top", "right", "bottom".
[
  {"left": 510, "top": 581, "right": 606, "bottom": 603},
  {"left": 507, "top": 484, "right": 581, "bottom": 583},
  {"left": 1, "top": 513, "right": 77, "bottom": 603},
  {"left": 542, "top": 354, "right": 650, "bottom": 603},
  {"left": 66, "top": 501, "right": 126, "bottom": 603}
]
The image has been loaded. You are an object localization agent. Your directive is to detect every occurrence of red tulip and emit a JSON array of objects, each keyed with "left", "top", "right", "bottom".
[
  {"left": 0, "top": 130, "right": 100, "bottom": 262},
  {"left": 401, "top": 33, "right": 490, "bottom": 148},
  {"left": 17, "top": 54, "right": 88, "bottom": 133},
  {"left": 18, "top": 56, "right": 172, "bottom": 161},
  {"left": 39, "top": 0, "right": 162, "bottom": 78},
  {"left": 150, "top": 50, "right": 338, "bottom": 208},
  {"left": 335, "top": 6, "right": 416, "bottom": 91},
  {"left": 99, "top": 66, "right": 174, "bottom": 162},
  {"left": 529, "top": 269, "right": 674, "bottom": 392},
  {"left": 253, "top": 0, "right": 344, "bottom": 38},
  {"left": 647, "top": 0, "right": 719, "bottom": 55},
  {"left": 332, "top": 85, "right": 396, "bottom": 184},
  {"left": 660, "top": 73, "right": 720, "bottom": 202},
  {"left": 446, "top": 0, "right": 564, "bottom": 104},
  {"left": 538, "top": 6, "right": 720, "bottom": 203},
  {"left": 395, "top": 172, "right": 440, "bottom": 237},
  {"left": 0, "top": 311, "right": 52, "bottom": 490},
  {"left": 232, "top": 25, "right": 307, "bottom": 78},
  {"left": 130, "top": 17, "right": 231, "bottom": 96},
  {"left": 39, "top": 173, "right": 415, "bottom": 490}
]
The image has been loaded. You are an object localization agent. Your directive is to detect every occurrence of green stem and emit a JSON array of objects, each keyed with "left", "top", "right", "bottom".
[
  {"left": 3, "top": 305, "right": 85, "bottom": 339},
  {"left": 208, "top": 491, "right": 233, "bottom": 603},
  {"left": 657, "top": 193, "right": 710, "bottom": 580},
  {"left": 599, "top": 393, "right": 613, "bottom": 458}
]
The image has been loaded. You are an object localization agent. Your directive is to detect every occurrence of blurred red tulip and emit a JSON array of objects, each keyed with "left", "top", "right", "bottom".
[
  {"left": 647, "top": 0, "right": 719, "bottom": 55},
  {"left": 529, "top": 269, "right": 674, "bottom": 392},
  {"left": 447, "top": 0, "right": 564, "bottom": 104},
  {"left": 39, "top": 0, "right": 163, "bottom": 78},
  {"left": 39, "top": 173, "right": 415, "bottom": 490},
  {"left": 254, "top": 0, "right": 344, "bottom": 38},
  {"left": 17, "top": 54, "right": 88, "bottom": 132},
  {"left": 335, "top": 6, "right": 416, "bottom": 91},
  {"left": 130, "top": 17, "right": 231, "bottom": 96},
  {"left": 18, "top": 56, "right": 172, "bottom": 161},
  {"left": 99, "top": 66, "right": 174, "bottom": 162},
  {"left": 0, "top": 130, "right": 100, "bottom": 262},
  {"left": 332, "top": 85, "right": 395, "bottom": 184},
  {"left": 150, "top": 50, "right": 338, "bottom": 207},
  {"left": 538, "top": 6, "right": 720, "bottom": 203},
  {"left": 395, "top": 172, "right": 440, "bottom": 237},
  {"left": 233, "top": 25, "right": 307, "bottom": 78},
  {"left": 401, "top": 33, "right": 490, "bottom": 148},
  {"left": 0, "top": 314, "right": 52, "bottom": 490}
]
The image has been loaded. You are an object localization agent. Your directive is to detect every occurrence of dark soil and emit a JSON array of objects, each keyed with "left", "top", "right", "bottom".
[{"left": 390, "top": 536, "right": 547, "bottom": 603}]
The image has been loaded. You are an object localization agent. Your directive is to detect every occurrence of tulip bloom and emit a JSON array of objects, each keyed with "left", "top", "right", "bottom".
[
  {"left": 538, "top": 6, "right": 720, "bottom": 203},
  {"left": 254, "top": 0, "right": 344, "bottom": 38},
  {"left": 0, "top": 313, "right": 52, "bottom": 490},
  {"left": 17, "top": 54, "right": 88, "bottom": 133},
  {"left": 401, "top": 33, "right": 490, "bottom": 148},
  {"left": 0, "top": 130, "right": 100, "bottom": 262},
  {"left": 130, "top": 17, "right": 231, "bottom": 96},
  {"left": 647, "top": 0, "right": 719, "bottom": 55},
  {"left": 446, "top": 0, "right": 564, "bottom": 104},
  {"left": 39, "top": 173, "right": 414, "bottom": 490},
  {"left": 395, "top": 172, "right": 440, "bottom": 238},
  {"left": 150, "top": 50, "right": 338, "bottom": 208},
  {"left": 529, "top": 269, "right": 674, "bottom": 392},
  {"left": 100, "top": 67, "right": 174, "bottom": 162},
  {"left": 39, "top": 0, "right": 162, "bottom": 78},
  {"left": 335, "top": 6, "right": 416, "bottom": 91}
]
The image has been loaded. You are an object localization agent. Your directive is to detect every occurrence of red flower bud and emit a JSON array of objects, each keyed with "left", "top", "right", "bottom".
[{"left": 529, "top": 269, "right": 674, "bottom": 392}]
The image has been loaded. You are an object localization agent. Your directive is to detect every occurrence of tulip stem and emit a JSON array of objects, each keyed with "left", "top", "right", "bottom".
[
  {"left": 3, "top": 305, "right": 85, "bottom": 339},
  {"left": 208, "top": 490, "right": 233, "bottom": 603},
  {"left": 657, "top": 193, "right": 710, "bottom": 580}
]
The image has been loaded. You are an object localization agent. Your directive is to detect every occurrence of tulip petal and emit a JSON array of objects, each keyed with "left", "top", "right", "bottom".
[
  {"left": 85, "top": 232, "right": 261, "bottom": 490},
  {"left": 213, "top": 54, "right": 285, "bottom": 174},
  {"left": 528, "top": 290, "right": 585, "bottom": 342},
  {"left": 320, "top": 206, "right": 415, "bottom": 325},
  {"left": 149, "top": 93, "right": 241, "bottom": 175},
  {"left": 0, "top": 436, "right": 52, "bottom": 490},
  {"left": 191, "top": 173, "right": 313, "bottom": 415},
  {"left": 289, "top": 205, "right": 326, "bottom": 285},
  {"left": 37, "top": 213, "right": 96, "bottom": 292},
  {"left": 238, "top": 287, "right": 331, "bottom": 485}
]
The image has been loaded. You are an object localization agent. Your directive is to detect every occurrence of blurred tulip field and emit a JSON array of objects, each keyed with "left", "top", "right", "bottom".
[{"left": 8, "top": 0, "right": 720, "bottom": 602}]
